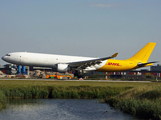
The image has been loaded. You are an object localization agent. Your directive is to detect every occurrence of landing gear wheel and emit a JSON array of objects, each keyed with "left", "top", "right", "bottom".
[{"left": 74, "top": 70, "right": 84, "bottom": 80}]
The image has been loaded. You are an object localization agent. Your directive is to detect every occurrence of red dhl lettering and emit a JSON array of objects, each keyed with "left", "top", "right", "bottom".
[{"left": 106, "top": 62, "right": 122, "bottom": 66}]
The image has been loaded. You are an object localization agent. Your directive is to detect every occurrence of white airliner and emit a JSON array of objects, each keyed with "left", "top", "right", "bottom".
[{"left": 1, "top": 42, "right": 157, "bottom": 78}]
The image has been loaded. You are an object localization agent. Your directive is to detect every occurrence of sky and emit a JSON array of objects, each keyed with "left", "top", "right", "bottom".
[{"left": 0, "top": 0, "right": 161, "bottom": 69}]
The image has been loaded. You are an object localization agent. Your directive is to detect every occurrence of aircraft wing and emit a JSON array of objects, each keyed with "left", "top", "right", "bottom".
[
  {"left": 68, "top": 53, "right": 118, "bottom": 70},
  {"left": 137, "top": 61, "right": 158, "bottom": 67}
]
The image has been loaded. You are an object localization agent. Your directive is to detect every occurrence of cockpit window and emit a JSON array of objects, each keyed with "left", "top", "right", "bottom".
[{"left": 5, "top": 54, "right": 10, "bottom": 56}]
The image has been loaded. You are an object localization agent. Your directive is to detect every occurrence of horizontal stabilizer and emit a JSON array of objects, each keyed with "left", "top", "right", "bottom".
[{"left": 137, "top": 61, "right": 158, "bottom": 67}]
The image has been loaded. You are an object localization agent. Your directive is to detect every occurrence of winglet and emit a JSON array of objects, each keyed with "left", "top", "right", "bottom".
[{"left": 111, "top": 53, "right": 118, "bottom": 58}]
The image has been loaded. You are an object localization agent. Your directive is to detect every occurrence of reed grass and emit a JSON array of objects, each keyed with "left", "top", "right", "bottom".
[
  {"left": 114, "top": 98, "right": 161, "bottom": 119},
  {"left": 0, "top": 85, "right": 130, "bottom": 99},
  {"left": 106, "top": 83, "right": 161, "bottom": 120},
  {"left": 0, "top": 90, "right": 7, "bottom": 110}
]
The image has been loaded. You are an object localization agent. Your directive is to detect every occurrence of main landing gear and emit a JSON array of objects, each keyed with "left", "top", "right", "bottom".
[{"left": 74, "top": 70, "right": 85, "bottom": 80}]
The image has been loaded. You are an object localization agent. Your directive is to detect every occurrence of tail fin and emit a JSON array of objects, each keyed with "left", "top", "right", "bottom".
[{"left": 127, "top": 42, "right": 156, "bottom": 62}]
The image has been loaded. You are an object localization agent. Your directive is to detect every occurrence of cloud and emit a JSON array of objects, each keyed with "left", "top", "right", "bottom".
[{"left": 90, "top": 3, "right": 119, "bottom": 8}]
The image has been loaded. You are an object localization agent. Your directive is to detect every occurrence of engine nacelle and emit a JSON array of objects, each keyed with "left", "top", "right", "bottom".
[{"left": 57, "top": 64, "right": 69, "bottom": 72}]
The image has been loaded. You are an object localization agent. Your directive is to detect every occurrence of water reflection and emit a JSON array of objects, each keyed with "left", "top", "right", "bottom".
[{"left": 0, "top": 99, "right": 139, "bottom": 120}]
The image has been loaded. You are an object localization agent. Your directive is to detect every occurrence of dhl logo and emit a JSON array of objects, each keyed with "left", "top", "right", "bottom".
[{"left": 106, "top": 62, "right": 122, "bottom": 66}]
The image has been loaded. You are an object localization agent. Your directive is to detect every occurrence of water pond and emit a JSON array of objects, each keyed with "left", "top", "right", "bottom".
[{"left": 0, "top": 99, "right": 139, "bottom": 120}]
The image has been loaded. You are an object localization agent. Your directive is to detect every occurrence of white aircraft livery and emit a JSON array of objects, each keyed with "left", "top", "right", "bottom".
[{"left": 1, "top": 42, "right": 157, "bottom": 78}]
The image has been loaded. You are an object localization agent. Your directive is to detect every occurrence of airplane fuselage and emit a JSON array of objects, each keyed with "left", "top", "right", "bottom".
[
  {"left": 1, "top": 52, "right": 138, "bottom": 72},
  {"left": 1, "top": 42, "right": 156, "bottom": 73}
]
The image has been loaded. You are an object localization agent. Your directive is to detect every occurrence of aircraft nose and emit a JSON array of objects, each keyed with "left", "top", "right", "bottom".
[
  {"left": 1, "top": 56, "right": 7, "bottom": 62},
  {"left": 1, "top": 56, "right": 5, "bottom": 61},
  {"left": 1, "top": 56, "right": 7, "bottom": 61}
]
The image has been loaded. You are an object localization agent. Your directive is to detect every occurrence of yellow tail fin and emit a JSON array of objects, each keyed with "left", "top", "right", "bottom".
[{"left": 127, "top": 42, "right": 156, "bottom": 62}]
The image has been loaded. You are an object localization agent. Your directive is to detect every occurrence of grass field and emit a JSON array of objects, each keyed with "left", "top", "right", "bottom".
[
  {"left": 0, "top": 79, "right": 161, "bottom": 119},
  {"left": 0, "top": 79, "right": 155, "bottom": 87}
]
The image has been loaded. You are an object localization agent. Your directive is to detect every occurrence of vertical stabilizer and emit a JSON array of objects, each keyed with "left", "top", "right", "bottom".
[{"left": 127, "top": 42, "right": 156, "bottom": 62}]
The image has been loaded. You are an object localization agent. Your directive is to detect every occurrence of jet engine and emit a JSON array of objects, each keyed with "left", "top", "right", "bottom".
[{"left": 56, "top": 64, "right": 69, "bottom": 72}]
